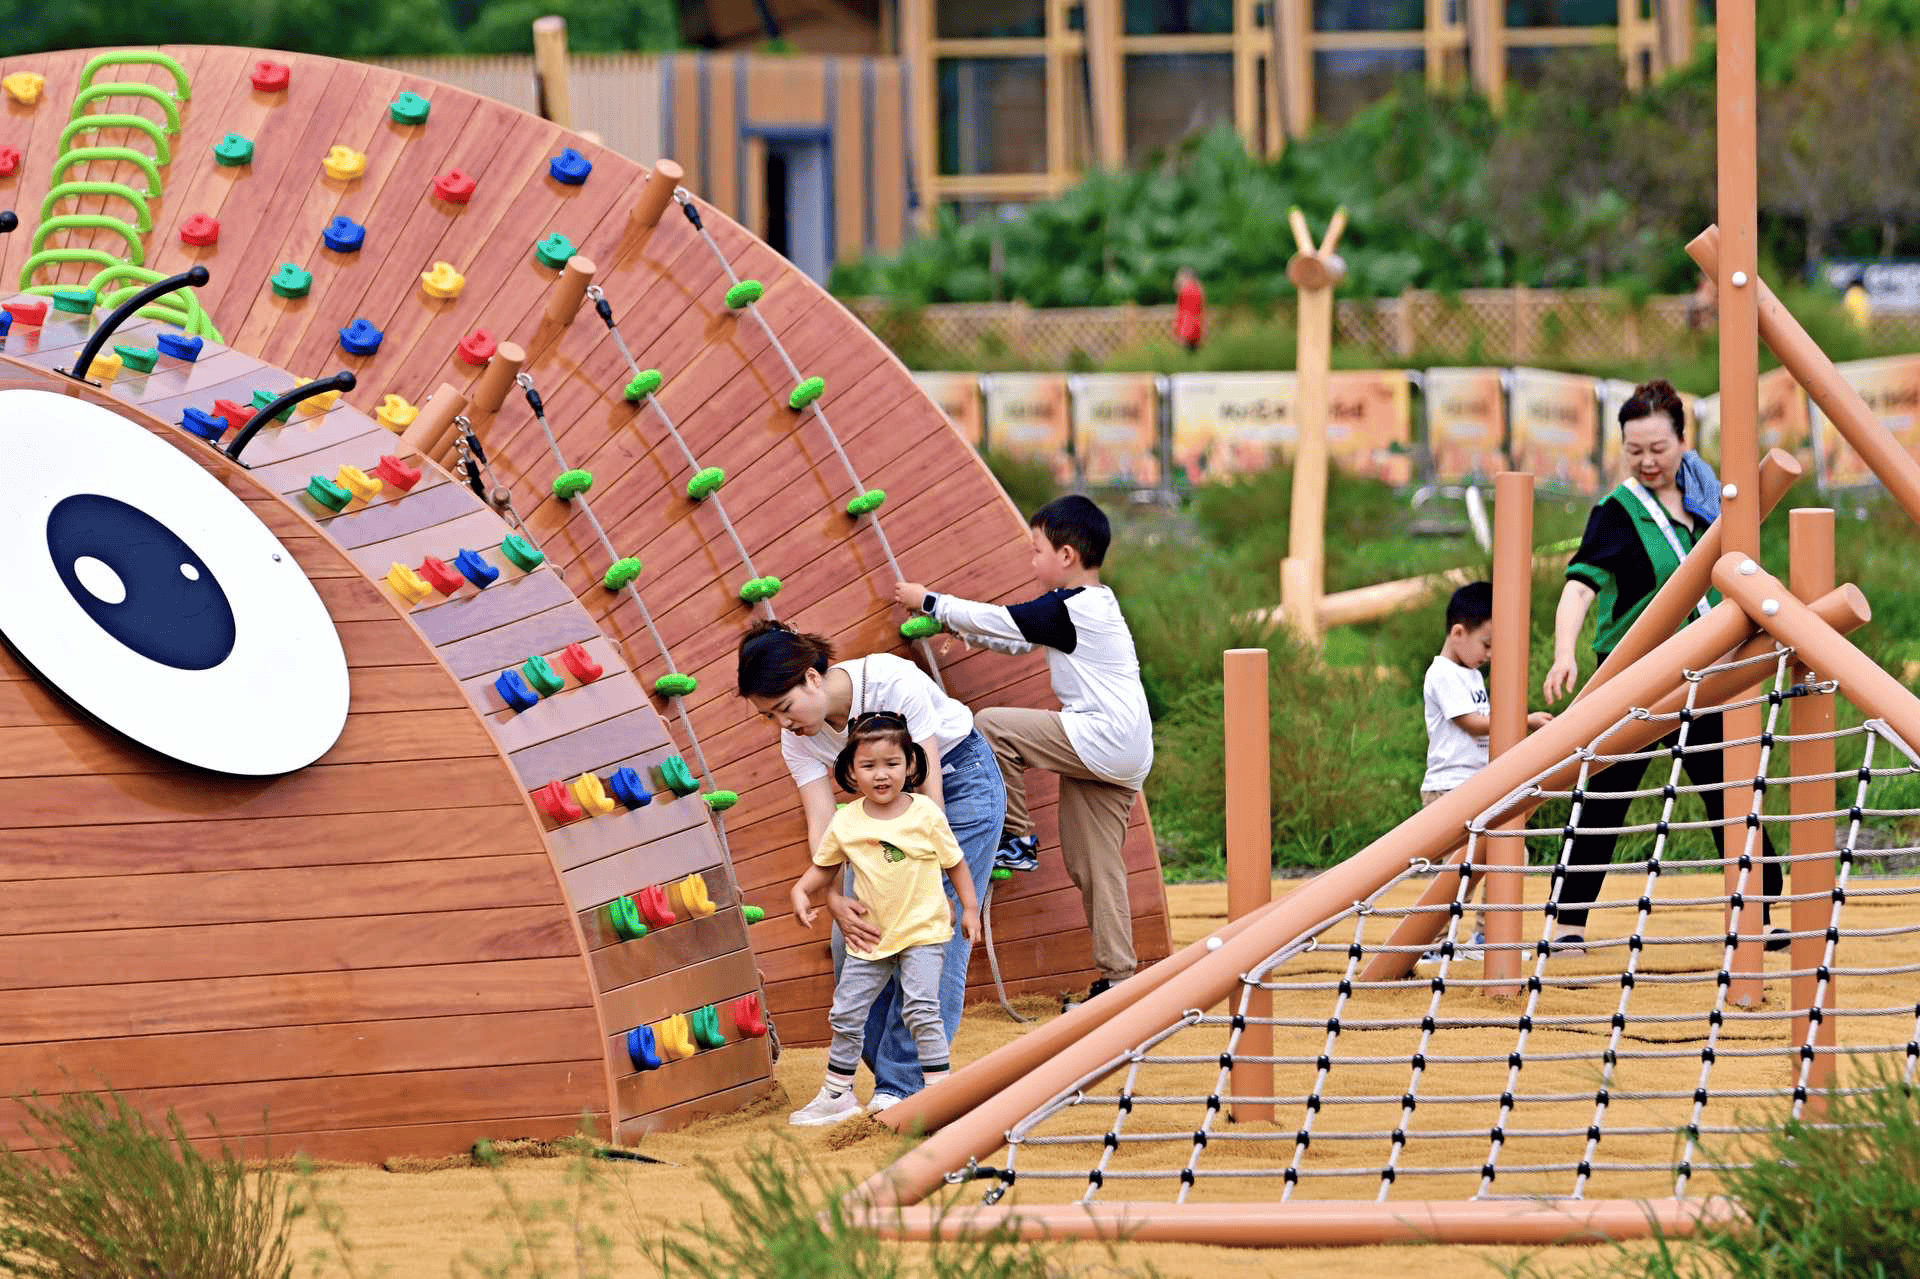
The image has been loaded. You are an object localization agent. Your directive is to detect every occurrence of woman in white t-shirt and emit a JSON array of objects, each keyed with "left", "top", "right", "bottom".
[{"left": 736, "top": 620, "right": 1004, "bottom": 1109}]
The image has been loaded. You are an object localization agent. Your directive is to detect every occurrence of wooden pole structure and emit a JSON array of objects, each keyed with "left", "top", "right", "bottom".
[
  {"left": 1082, "top": 0, "right": 1124, "bottom": 170},
  {"left": 1223, "top": 648, "right": 1273, "bottom": 1121},
  {"left": 1281, "top": 207, "right": 1346, "bottom": 640},
  {"left": 470, "top": 342, "right": 526, "bottom": 416},
  {"left": 1484, "top": 471, "right": 1533, "bottom": 995},
  {"left": 399, "top": 381, "right": 466, "bottom": 456},
  {"left": 531, "top": 16, "right": 574, "bottom": 129},
  {"left": 545, "top": 255, "right": 596, "bottom": 327},
  {"left": 1788, "top": 508, "right": 1838, "bottom": 1115},
  {"left": 631, "top": 159, "right": 684, "bottom": 231}
]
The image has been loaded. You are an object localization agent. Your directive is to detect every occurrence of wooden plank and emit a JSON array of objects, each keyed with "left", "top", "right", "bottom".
[
  {"left": 505, "top": 706, "right": 673, "bottom": 787},
  {"left": 489, "top": 675, "right": 648, "bottom": 755},
  {"left": 543, "top": 782, "right": 710, "bottom": 874},
  {"left": 435, "top": 602, "right": 601, "bottom": 679},
  {"left": 613, "top": 1033, "right": 773, "bottom": 1120},
  {"left": 597, "top": 947, "right": 763, "bottom": 1032},
  {"left": 465, "top": 634, "right": 631, "bottom": 717},
  {"left": 617, "top": 1075, "right": 773, "bottom": 1140},
  {"left": 557, "top": 810, "right": 725, "bottom": 909},
  {"left": 320, "top": 478, "right": 475, "bottom": 549},
  {"left": 343, "top": 507, "right": 517, "bottom": 580},
  {"left": 247, "top": 422, "right": 390, "bottom": 493},
  {"left": 590, "top": 908, "right": 750, "bottom": 990},
  {"left": 412, "top": 568, "right": 576, "bottom": 646},
  {"left": 575, "top": 866, "right": 739, "bottom": 949}
]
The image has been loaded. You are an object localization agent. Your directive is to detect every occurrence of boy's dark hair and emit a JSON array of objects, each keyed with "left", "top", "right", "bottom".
[
  {"left": 1030, "top": 495, "right": 1110, "bottom": 568},
  {"left": 736, "top": 620, "right": 833, "bottom": 699},
  {"left": 832, "top": 711, "right": 929, "bottom": 794},
  {"left": 1445, "top": 581, "right": 1494, "bottom": 633},
  {"left": 1618, "top": 377, "right": 1686, "bottom": 439}
]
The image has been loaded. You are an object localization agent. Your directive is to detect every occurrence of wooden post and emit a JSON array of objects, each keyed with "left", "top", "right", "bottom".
[
  {"left": 399, "top": 382, "right": 467, "bottom": 456},
  {"left": 632, "top": 159, "right": 684, "bottom": 231},
  {"left": 901, "top": 0, "right": 937, "bottom": 235},
  {"left": 545, "top": 254, "right": 596, "bottom": 327},
  {"left": 532, "top": 16, "right": 574, "bottom": 129},
  {"left": 471, "top": 342, "right": 526, "bottom": 416},
  {"left": 1283, "top": 207, "right": 1346, "bottom": 635},
  {"left": 1083, "top": 0, "right": 1124, "bottom": 170},
  {"left": 1467, "top": 0, "right": 1506, "bottom": 112},
  {"left": 1485, "top": 471, "right": 1533, "bottom": 995},
  {"left": 1271, "top": 0, "right": 1312, "bottom": 141},
  {"left": 1788, "top": 508, "right": 1837, "bottom": 1116},
  {"left": 1224, "top": 648, "right": 1273, "bottom": 1122}
]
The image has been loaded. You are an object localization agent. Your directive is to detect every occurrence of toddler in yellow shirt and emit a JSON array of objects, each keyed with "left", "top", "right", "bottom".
[{"left": 788, "top": 711, "right": 981, "bottom": 1126}]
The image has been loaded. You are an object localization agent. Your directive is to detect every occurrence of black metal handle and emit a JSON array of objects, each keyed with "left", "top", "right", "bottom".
[
  {"left": 68, "top": 265, "right": 209, "bottom": 384},
  {"left": 224, "top": 372, "right": 357, "bottom": 464}
]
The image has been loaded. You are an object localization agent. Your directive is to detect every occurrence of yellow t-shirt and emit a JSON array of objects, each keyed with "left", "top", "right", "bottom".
[{"left": 812, "top": 793, "right": 964, "bottom": 960}]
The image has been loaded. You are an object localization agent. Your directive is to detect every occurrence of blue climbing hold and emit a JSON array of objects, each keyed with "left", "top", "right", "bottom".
[
  {"left": 179, "top": 406, "right": 228, "bottom": 442},
  {"left": 548, "top": 147, "right": 591, "bottom": 185},
  {"left": 608, "top": 765, "right": 654, "bottom": 810},
  {"left": 627, "top": 1025, "right": 663, "bottom": 1071},
  {"left": 323, "top": 215, "right": 366, "bottom": 253},
  {"left": 156, "top": 332, "right": 203, "bottom": 362},
  {"left": 0, "top": 312, "right": 12, "bottom": 337},
  {"left": 454, "top": 547, "right": 499, "bottom": 589},
  {"left": 495, "top": 668, "right": 540, "bottom": 712},
  {"left": 339, "top": 318, "right": 384, "bottom": 356}
]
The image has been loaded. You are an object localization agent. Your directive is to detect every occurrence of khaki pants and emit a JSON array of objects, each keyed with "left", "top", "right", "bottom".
[{"left": 974, "top": 707, "right": 1138, "bottom": 982}]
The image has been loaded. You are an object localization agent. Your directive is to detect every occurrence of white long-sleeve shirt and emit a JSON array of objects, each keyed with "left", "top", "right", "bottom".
[{"left": 930, "top": 585, "right": 1153, "bottom": 789}]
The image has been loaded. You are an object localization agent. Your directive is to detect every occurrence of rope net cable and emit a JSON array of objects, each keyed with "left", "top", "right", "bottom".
[{"left": 934, "top": 643, "right": 1920, "bottom": 1212}]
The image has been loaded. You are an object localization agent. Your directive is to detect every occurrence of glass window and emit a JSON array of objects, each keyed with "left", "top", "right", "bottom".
[
  {"left": 938, "top": 58, "right": 1049, "bottom": 175},
  {"left": 1124, "top": 0, "right": 1235, "bottom": 34},
  {"left": 1312, "top": 0, "right": 1425, "bottom": 31},
  {"left": 1505, "top": 0, "right": 1616, "bottom": 25},
  {"left": 937, "top": 0, "right": 1046, "bottom": 39},
  {"left": 1506, "top": 44, "right": 1622, "bottom": 91},
  {"left": 1313, "top": 49, "right": 1422, "bottom": 127},
  {"left": 1123, "top": 52, "right": 1235, "bottom": 164}
]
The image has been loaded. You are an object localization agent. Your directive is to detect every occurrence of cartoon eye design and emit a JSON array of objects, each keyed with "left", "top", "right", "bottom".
[{"left": 0, "top": 389, "right": 349, "bottom": 775}]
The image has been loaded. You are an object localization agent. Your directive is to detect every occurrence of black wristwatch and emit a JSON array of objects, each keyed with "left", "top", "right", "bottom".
[{"left": 922, "top": 592, "right": 939, "bottom": 615}]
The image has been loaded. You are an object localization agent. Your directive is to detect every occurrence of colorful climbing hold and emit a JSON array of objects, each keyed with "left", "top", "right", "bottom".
[
  {"left": 417, "top": 556, "right": 465, "bottom": 595},
  {"left": 270, "top": 263, "right": 312, "bottom": 298},
  {"left": 2, "top": 72, "right": 44, "bottom": 105},
  {"left": 731, "top": 993, "right": 768, "bottom": 1037},
  {"left": 155, "top": 332, "right": 203, "bottom": 362},
  {"left": 419, "top": 260, "right": 465, "bottom": 300},
  {"left": 992, "top": 866, "right": 1013, "bottom": 882},
  {"left": 322, "top": 215, "right": 366, "bottom": 253},
  {"left": 552, "top": 468, "right": 594, "bottom": 500},
  {"left": 901, "top": 615, "right": 944, "bottom": 640},
  {"left": 453, "top": 548, "right": 499, "bottom": 589},
  {"left": 306, "top": 475, "right": 351, "bottom": 513},
  {"left": 3, "top": 299, "right": 46, "bottom": 326},
  {"left": 789, "top": 376, "right": 825, "bottom": 409},
  {"left": 609, "top": 895, "right": 648, "bottom": 942},
  {"left": 656, "top": 1012, "right": 697, "bottom": 1060},
  {"left": 657, "top": 754, "right": 699, "bottom": 797},
  {"left": 374, "top": 454, "right": 422, "bottom": 491},
  {"left": 522, "top": 654, "right": 566, "bottom": 697},
  {"left": 501, "top": 534, "right": 546, "bottom": 572},
  {"left": 251, "top": 388, "right": 296, "bottom": 423},
  {"left": 494, "top": 668, "right": 540, "bottom": 713},
  {"left": 433, "top": 168, "right": 475, "bottom": 202},
  {"left": 337, "top": 465, "right": 383, "bottom": 503},
  {"left": 846, "top": 489, "right": 887, "bottom": 516},
  {"left": 212, "top": 398, "right": 255, "bottom": 429},
  {"left": 456, "top": 328, "right": 496, "bottom": 365},
  {"left": 703, "top": 790, "right": 739, "bottom": 812},
  {"left": 534, "top": 232, "right": 577, "bottom": 269},
  {"left": 670, "top": 873, "right": 717, "bottom": 919},
  {"left": 302, "top": 381, "right": 344, "bottom": 412},
  {"left": 622, "top": 368, "right": 663, "bottom": 401},
  {"left": 534, "top": 779, "right": 586, "bottom": 823},
  {"left": 389, "top": 92, "right": 431, "bottom": 125},
  {"left": 387, "top": 562, "right": 433, "bottom": 605},
  {"left": 686, "top": 467, "right": 725, "bottom": 500},
  {"left": 637, "top": 884, "right": 677, "bottom": 930},
  {"left": 739, "top": 576, "right": 782, "bottom": 603},
  {"left": 560, "top": 642, "right": 602, "bottom": 683},
  {"left": 626, "top": 1025, "right": 662, "bottom": 1071},
  {"left": 571, "top": 771, "right": 616, "bottom": 817},
  {"left": 323, "top": 145, "right": 366, "bottom": 181},
  {"left": 690, "top": 1004, "right": 726, "bottom": 1050},
  {"left": 339, "top": 318, "right": 383, "bottom": 356},
  {"left": 654, "top": 672, "right": 698, "bottom": 698},
  {"left": 213, "top": 133, "right": 254, "bottom": 166},
  {"left": 548, "top": 148, "right": 591, "bottom": 185},
  {"left": 724, "top": 279, "right": 763, "bottom": 309},
  {"left": 86, "top": 350, "right": 122, "bottom": 381},
  {"left": 0, "top": 313, "right": 11, "bottom": 338},
  {"left": 52, "top": 289, "right": 95, "bottom": 315},
  {"left": 602, "top": 557, "right": 643, "bottom": 590},
  {"left": 607, "top": 766, "right": 652, "bottom": 810},
  {"left": 180, "top": 213, "right": 221, "bottom": 246},
  {"left": 742, "top": 905, "right": 766, "bottom": 924},
  {"left": 374, "top": 397, "right": 417, "bottom": 433},
  {"left": 179, "top": 407, "right": 228, "bottom": 442},
  {"left": 113, "top": 343, "right": 158, "bottom": 374},
  {"left": 249, "top": 61, "right": 290, "bottom": 92},
  {"left": 0, "top": 148, "right": 18, "bottom": 178}
]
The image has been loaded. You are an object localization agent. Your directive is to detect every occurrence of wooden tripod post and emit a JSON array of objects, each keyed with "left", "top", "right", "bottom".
[{"left": 1281, "top": 206, "right": 1347, "bottom": 644}]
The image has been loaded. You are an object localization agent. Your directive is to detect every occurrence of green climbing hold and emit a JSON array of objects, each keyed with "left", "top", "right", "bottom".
[
  {"left": 389, "top": 92, "right": 431, "bottom": 125},
  {"left": 534, "top": 232, "right": 577, "bottom": 269},
  {"left": 657, "top": 754, "right": 699, "bottom": 797},
  {"left": 608, "top": 895, "right": 648, "bottom": 941},
  {"left": 739, "top": 576, "right": 782, "bottom": 603},
  {"left": 742, "top": 905, "right": 766, "bottom": 923},
  {"left": 846, "top": 489, "right": 886, "bottom": 517},
  {"left": 552, "top": 469, "right": 594, "bottom": 500},
  {"left": 213, "top": 133, "right": 254, "bottom": 166},
  {"left": 522, "top": 654, "right": 566, "bottom": 697},
  {"left": 901, "top": 615, "right": 944, "bottom": 640},
  {"left": 306, "top": 475, "right": 351, "bottom": 512},
  {"left": 703, "top": 790, "right": 738, "bottom": 812},
  {"left": 500, "top": 534, "right": 546, "bottom": 571},
  {"left": 112, "top": 343, "right": 158, "bottom": 373},
  {"left": 724, "top": 279, "right": 763, "bottom": 309},
  {"left": 270, "top": 262, "right": 312, "bottom": 298},
  {"left": 52, "top": 289, "right": 96, "bottom": 315},
  {"left": 603, "top": 557, "right": 643, "bottom": 590},
  {"left": 252, "top": 387, "right": 296, "bottom": 422},
  {"left": 623, "top": 368, "right": 663, "bottom": 401},
  {"left": 691, "top": 1004, "right": 727, "bottom": 1050},
  {"left": 686, "top": 467, "right": 725, "bottom": 500},
  {"left": 991, "top": 867, "right": 1013, "bottom": 882},
  {"left": 655, "top": 672, "right": 699, "bottom": 698},
  {"left": 788, "top": 376, "right": 825, "bottom": 410}
]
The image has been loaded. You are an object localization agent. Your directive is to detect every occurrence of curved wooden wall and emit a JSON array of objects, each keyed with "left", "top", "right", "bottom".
[{"left": 0, "top": 44, "right": 1172, "bottom": 1054}]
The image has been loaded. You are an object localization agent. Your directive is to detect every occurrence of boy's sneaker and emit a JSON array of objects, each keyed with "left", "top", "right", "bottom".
[
  {"left": 994, "top": 834, "right": 1039, "bottom": 873},
  {"left": 867, "top": 1091, "right": 904, "bottom": 1115},
  {"left": 1061, "top": 976, "right": 1121, "bottom": 1010},
  {"left": 789, "top": 1085, "right": 861, "bottom": 1127},
  {"left": 1418, "top": 928, "right": 1484, "bottom": 964}
]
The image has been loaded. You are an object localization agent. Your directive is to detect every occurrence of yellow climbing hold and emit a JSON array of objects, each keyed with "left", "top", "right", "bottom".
[
  {"left": 387, "top": 562, "right": 433, "bottom": 605},
  {"left": 323, "top": 145, "right": 367, "bottom": 181},
  {"left": 655, "top": 1012, "right": 698, "bottom": 1060},
  {"left": 3, "top": 73, "right": 44, "bottom": 105},
  {"left": 571, "top": 771, "right": 616, "bottom": 817},
  {"left": 668, "top": 872, "right": 717, "bottom": 920},
  {"left": 299, "top": 379, "right": 344, "bottom": 413},
  {"left": 336, "top": 465, "right": 383, "bottom": 503},
  {"left": 419, "top": 261, "right": 465, "bottom": 300},
  {"left": 89, "top": 349, "right": 123, "bottom": 382},
  {"left": 376, "top": 394, "right": 418, "bottom": 431}
]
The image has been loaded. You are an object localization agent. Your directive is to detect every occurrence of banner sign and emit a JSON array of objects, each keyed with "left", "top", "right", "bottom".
[
  {"left": 1070, "top": 374, "right": 1162, "bottom": 486},
  {"left": 1423, "top": 367, "right": 1506, "bottom": 481},
  {"left": 1692, "top": 367, "right": 1812, "bottom": 473},
  {"left": 982, "top": 374, "right": 1073, "bottom": 482},
  {"left": 1508, "top": 368, "right": 1601, "bottom": 494},
  {"left": 1816, "top": 355, "right": 1920, "bottom": 488},
  {"left": 913, "top": 372, "right": 984, "bottom": 448},
  {"left": 1169, "top": 371, "right": 1411, "bottom": 484}
]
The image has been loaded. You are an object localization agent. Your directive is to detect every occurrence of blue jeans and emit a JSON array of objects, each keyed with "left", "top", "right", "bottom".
[{"left": 831, "top": 728, "right": 1004, "bottom": 1099}]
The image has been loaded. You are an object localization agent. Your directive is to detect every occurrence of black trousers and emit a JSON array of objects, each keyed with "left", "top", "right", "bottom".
[{"left": 1556, "top": 711, "right": 1781, "bottom": 931}]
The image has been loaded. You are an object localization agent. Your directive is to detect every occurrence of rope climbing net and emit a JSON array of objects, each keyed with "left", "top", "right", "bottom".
[{"left": 949, "top": 644, "right": 1920, "bottom": 1215}]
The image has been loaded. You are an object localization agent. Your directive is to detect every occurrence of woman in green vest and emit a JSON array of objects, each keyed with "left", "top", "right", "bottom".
[{"left": 1539, "top": 379, "right": 1784, "bottom": 956}]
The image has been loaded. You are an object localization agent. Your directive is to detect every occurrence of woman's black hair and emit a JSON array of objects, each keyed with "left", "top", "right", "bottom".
[
  {"left": 736, "top": 619, "right": 833, "bottom": 698},
  {"left": 1618, "top": 378, "right": 1686, "bottom": 439},
  {"left": 832, "top": 711, "right": 929, "bottom": 795}
]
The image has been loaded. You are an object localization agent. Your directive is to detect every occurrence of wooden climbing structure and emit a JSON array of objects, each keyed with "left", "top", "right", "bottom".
[{"left": 0, "top": 44, "right": 1170, "bottom": 1159}]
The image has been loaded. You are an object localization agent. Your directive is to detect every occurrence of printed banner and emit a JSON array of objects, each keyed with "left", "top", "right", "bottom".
[
  {"left": 1508, "top": 367, "right": 1601, "bottom": 494},
  {"left": 913, "top": 372, "right": 984, "bottom": 448},
  {"left": 1599, "top": 380, "right": 1700, "bottom": 476},
  {"left": 982, "top": 373, "right": 1073, "bottom": 482},
  {"left": 1168, "top": 371, "right": 1411, "bottom": 483},
  {"left": 1069, "top": 374, "right": 1162, "bottom": 486},
  {"left": 1817, "top": 355, "right": 1920, "bottom": 488},
  {"left": 1692, "top": 367, "right": 1812, "bottom": 473},
  {"left": 1423, "top": 367, "right": 1507, "bottom": 481}
]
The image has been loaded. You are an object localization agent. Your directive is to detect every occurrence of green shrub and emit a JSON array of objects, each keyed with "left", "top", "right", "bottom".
[{"left": 980, "top": 450, "right": 1061, "bottom": 520}]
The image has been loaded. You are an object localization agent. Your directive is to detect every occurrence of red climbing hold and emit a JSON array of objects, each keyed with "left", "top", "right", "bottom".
[
  {"left": 250, "top": 61, "right": 291, "bottom": 92},
  {"left": 433, "top": 168, "right": 476, "bottom": 203},
  {"left": 212, "top": 398, "right": 256, "bottom": 428},
  {"left": 3, "top": 297, "right": 47, "bottom": 326},
  {"left": 417, "top": 555, "right": 465, "bottom": 595},
  {"left": 637, "top": 884, "right": 677, "bottom": 930},
  {"left": 457, "top": 328, "right": 496, "bottom": 366},
  {"left": 0, "top": 148, "right": 20, "bottom": 178},
  {"left": 374, "top": 454, "right": 422, "bottom": 492},
  {"left": 731, "top": 994, "right": 768, "bottom": 1038},
  {"left": 534, "top": 779, "right": 586, "bottom": 823},
  {"left": 180, "top": 214, "right": 221, "bottom": 246},
  {"left": 560, "top": 641, "right": 603, "bottom": 684}
]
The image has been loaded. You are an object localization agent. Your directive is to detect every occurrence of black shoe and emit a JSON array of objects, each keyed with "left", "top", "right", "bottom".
[
  {"left": 1765, "top": 927, "right": 1792, "bottom": 953},
  {"left": 994, "top": 833, "right": 1039, "bottom": 873},
  {"left": 1061, "top": 977, "right": 1121, "bottom": 1010}
]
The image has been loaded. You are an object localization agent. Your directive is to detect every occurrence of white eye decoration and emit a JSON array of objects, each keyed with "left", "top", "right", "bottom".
[{"left": 0, "top": 389, "right": 349, "bottom": 775}]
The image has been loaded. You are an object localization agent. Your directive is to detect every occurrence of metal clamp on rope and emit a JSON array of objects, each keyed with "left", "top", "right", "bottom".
[
  {"left": 944, "top": 1157, "right": 982, "bottom": 1186},
  {"left": 585, "top": 282, "right": 615, "bottom": 328}
]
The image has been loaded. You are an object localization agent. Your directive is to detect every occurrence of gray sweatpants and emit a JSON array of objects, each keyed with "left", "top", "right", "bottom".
[{"left": 827, "top": 944, "right": 949, "bottom": 1079}]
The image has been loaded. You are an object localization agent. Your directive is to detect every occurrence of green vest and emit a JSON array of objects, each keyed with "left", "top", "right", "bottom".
[{"left": 1572, "top": 483, "right": 1720, "bottom": 659}]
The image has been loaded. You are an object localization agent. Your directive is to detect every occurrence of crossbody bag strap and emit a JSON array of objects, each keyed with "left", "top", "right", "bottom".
[{"left": 1624, "top": 479, "right": 1711, "bottom": 621}]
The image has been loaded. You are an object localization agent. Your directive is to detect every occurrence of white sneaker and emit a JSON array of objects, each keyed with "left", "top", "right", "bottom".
[
  {"left": 789, "top": 1085, "right": 861, "bottom": 1127},
  {"left": 867, "top": 1091, "right": 904, "bottom": 1114}
]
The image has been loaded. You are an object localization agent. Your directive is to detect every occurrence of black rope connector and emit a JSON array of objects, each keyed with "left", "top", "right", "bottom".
[
  {"left": 1793, "top": 1083, "right": 1810, "bottom": 1101},
  {"left": 1596, "top": 1088, "right": 1610, "bottom": 1106},
  {"left": 1306, "top": 1094, "right": 1323, "bottom": 1112},
  {"left": 1192, "top": 1131, "right": 1209, "bottom": 1149},
  {"left": 1431, "top": 976, "right": 1446, "bottom": 994},
  {"left": 1348, "top": 942, "right": 1364, "bottom": 959},
  {"left": 1717, "top": 970, "right": 1732, "bottom": 987},
  {"left": 1230, "top": 1012, "right": 1247, "bottom": 1031},
  {"left": 1526, "top": 975, "right": 1543, "bottom": 992},
  {"left": 1380, "top": 1167, "right": 1397, "bottom": 1184},
  {"left": 1481, "top": 1164, "right": 1497, "bottom": 1180},
  {"left": 1284, "top": 1167, "right": 1299, "bottom": 1184},
  {"left": 1517, "top": 1014, "right": 1533, "bottom": 1032},
  {"left": 1337, "top": 979, "right": 1353, "bottom": 997},
  {"left": 1489, "top": 1125, "right": 1505, "bottom": 1144},
  {"left": 1746, "top": 812, "right": 1762, "bottom": 828},
  {"left": 1180, "top": 1168, "right": 1196, "bottom": 1187},
  {"left": 1851, "top": 806, "right": 1865, "bottom": 823},
  {"left": 523, "top": 385, "right": 546, "bottom": 416},
  {"left": 1860, "top": 765, "right": 1874, "bottom": 782},
  {"left": 1218, "top": 1052, "right": 1234, "bottom": 1070},
  {"left": 1768, "top": 688, "right": 1783, "bottom": 705},
  {"left": 1507, "top": 1052, "right": 1522, "bottom": 1069},
  {"left": 1798, "top": 1045, "right": 1815, "bottom": 1062},
  {"left": 1762, "top": 731, "right": 1776, "bottom": 747},
  {"left": 1325, "top": 1017, "right": 1342, "bottom": 1034},
  {"left": 1206, "top": 1094, "right": 1222, "bottom": 1112},
  {"left": 1685, "top": 1123, "right": 1700, "bottom": 1141},
  {"left": 1391, "top": 1128, "right": 1406, "bottom": 1146},
  {"left": 1677, "top": 1161, "right": 1693, "bottom": 1178},
  {"left": 1816, "top": 965, "right": 1831, "bottom": 983},
  {"left": 1709, "top": 1009, "right": 1724, "bottom": 1028},
  {"left": 1410, "top": 1051, "right": 1428, "bottom": 1072},
  {"left": 1316, "top": 1054, "right": 1331, "bottom": 1072},
  {"left": 1103, "top": 1131, "right": 1119, "bottom": 1149},
  {"left": 1087, "top": 1169, "right": 1103, "bottom": 1187},
  {"left": 1401, "top": 1093, "right": 1417, "bottom": 1111},
  {"left": 594, "top": 295, "right": 614, "bottom": 328},
  {"left": 1421, "top": 1015, "right": 1437, "bottom": 1033},
  {"left": 1693, "top": 1088, "right": 1709, "bottom": 1105},
  {"left": 1449, "top": 900, "right": 1465, "bottom": 918},
  {"left": 1117, "top": 1094, "right": 1133, "bottom": 1112},
  {"left": 680, "top": 200, "right": 704, "bottom": 230},
  {"left": 1678, "top": 707, "right": 1693, "bottom": 723},
  {"left": 1585, "top": 1124, "right": 1602, "bottom": 1142},
  {"left": 1629, "top": 933, "right": 1645, "bottom": 952},
  {"left": 1754, "top": 775, "right": 1769, "bottom": 792},
  {"left": 1295, "top": 1130, "right": 1312, "bottom": 1149},
  {"left": 1571, "top": 788, "right": 1585, "bottom": 804},
  {"left": 1808, "top": 1006, "right": 1825, "bottom": 1024},
  {"left": 1602, "top": 1048, "right": 1617, "bottom": 1065},
  {"left": 1577, "top": 1160, "right": 1593, "bottom": 1178},
  {"left": 1701, "top": 1046, "right": 1716, "bottom": 1063},
  {"left": 1562, "top": 825, "right": 1578, "bottom": 841},
  {"left": 1500, "top": 1091, "right": 1515, "bottom": 1109}
]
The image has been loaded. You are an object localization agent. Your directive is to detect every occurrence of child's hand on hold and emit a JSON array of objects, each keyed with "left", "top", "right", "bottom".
[
  {"left": 892, "top": 581, "right": 928, "bottom": 610},
  {"left": 1528, "top": 711, "right": 1555, "bottom": 731}
]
